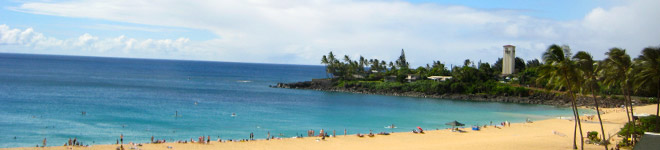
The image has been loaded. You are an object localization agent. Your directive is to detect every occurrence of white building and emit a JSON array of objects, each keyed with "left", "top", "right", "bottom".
[
  {"left": 428, "top": 76, "right": 452, "bottom": 82},
  {"left": 502, "top": 45, "right": 515, "bottom": 75}
]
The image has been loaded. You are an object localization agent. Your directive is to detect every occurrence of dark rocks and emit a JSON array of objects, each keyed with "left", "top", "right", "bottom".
[{"left": 274, "top": 80, "right": 626, "bottom": 108}]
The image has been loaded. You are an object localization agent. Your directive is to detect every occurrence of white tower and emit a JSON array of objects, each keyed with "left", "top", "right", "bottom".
[{"left": 502, "top": 45, "right": 515, "bottom": 75}]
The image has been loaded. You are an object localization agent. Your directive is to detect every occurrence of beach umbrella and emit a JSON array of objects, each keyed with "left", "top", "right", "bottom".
[{"left": 445, "top": 120, "right": 464, "bottom": 129}]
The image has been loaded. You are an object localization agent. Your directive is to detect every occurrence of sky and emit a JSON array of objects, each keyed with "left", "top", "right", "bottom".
[{"left": 1, "top": 0, "right": 659, "bottom": 67}]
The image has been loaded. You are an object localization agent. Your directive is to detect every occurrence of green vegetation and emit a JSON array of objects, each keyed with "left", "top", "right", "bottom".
[
  {"left": 587, "top": 131, "right": 600, "bottom": 143},
  {"left": 618, "top": 116, "right": 660, "bottom": 147},
  {"left": 319, "top": 45, "right": 660, "bottom": 149},
  {"left": 336, "top": 80, "right": 528, "bottom": 96},
  {"left": 321, "top": 49, "right": 528, "bottom": 96}
]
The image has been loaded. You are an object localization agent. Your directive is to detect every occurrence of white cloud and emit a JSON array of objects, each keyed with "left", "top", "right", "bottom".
[
  {"left": 5, "top": 0, "right": 660, "bottom": 66},
  {"left": 0, "top": 24, "right": 191, "bottom": 58}
]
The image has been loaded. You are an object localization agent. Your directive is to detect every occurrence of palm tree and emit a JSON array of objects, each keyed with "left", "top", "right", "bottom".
[
  {"left": 537, "top": 44, "right": 584, "bottom": 149},
  {"left": 321, "top": 55, "right": 330, "bottom": 78},
  {"left": 601, "top": 48, "right": 635, "bottom": 144},
  {"left": 633, "top": 47, "right": 660, "bottom": 116},
  {"left": 321, "top": 52, "right": 339, "bottom": 78},
  {"left": 359, "top": 56, "right": 367, "bottom": 75},
  {"left": 573, "top": 51, "right": 608, "bottom": 149}
]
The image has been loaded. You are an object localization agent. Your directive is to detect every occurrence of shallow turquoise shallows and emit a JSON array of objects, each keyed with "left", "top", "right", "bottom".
[{"left": 0, "top": 53, "right": 584, "bottom": 148}]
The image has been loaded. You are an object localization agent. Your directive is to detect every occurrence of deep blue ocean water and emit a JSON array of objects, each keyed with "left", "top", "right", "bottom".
[{"left": 0, "top": 53, "right": 581, "bottom": 148}]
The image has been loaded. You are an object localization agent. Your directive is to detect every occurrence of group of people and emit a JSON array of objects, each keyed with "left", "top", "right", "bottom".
[
  {"left": 306, "top": 129, "right": 316, "bottom": 137},
  {"left": 489, "top": 120, "right": 510, "bottom": 128},
  {"left": 501, "top": 121, "right": 510, "bottom": 127},
  {"left": 356, "top": 130, "right": 390, "bottom": 137},
  {"left": 192, "top": 136, "right": 211, "bottom": 144},
  {"left": 150, "top": 136, "right": 168, "bottom": 144},
  {"left": 64, "top": 137, "right": 86, "bottom": 147},
  {"left": 37, "top": 137, "right": 89, "bottom": 148}
]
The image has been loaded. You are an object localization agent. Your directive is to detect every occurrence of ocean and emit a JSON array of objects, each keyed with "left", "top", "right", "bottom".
[{"left": 0, "top": 53, "right": 579, "bottom": 148}]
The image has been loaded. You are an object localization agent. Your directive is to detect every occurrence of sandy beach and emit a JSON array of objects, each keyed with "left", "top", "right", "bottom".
[{"left": 3, "top": 104, "right": 656, "bottom": 150}]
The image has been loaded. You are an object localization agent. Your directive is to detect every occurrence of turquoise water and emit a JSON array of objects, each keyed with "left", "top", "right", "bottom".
[{"left": 0, "top": 53, "right": 579, "bottom": 148}]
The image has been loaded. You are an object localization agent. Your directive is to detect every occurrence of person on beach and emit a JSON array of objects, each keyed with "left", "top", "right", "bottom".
[
  {"left": 333, "top": 130, "right": 336, "bottom": 137},
  {"left": 43, "top": 138, "right": 46, "bottom": 147},
  {"left": 320, "top": 129, "right": 324, "bottom": 137},
  {"left": 68, "top": 138, "right": 72, "bottom": 146},
  {"left": 267, "top": 131, "right": 270, "bottom": 140},
  {"left": 151, "top": 136, "right": 154, "bottom": 143},
  {"left": 250, "top": 132, "right": 254, "bottom": 140},
  {"left": 321, "top": 132, "right": 326, "bottom": 140},
  {"left": 344, "top": 129, "right": 347, "bottom": 136},
  {"left": 120, "top": 134, "right": 123, "bottom": 145},
  {"left": 207, "top": 135, "right": 210, "bottom": 144}
]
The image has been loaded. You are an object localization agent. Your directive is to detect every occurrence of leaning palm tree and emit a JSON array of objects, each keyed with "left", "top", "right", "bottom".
[
  {"left": 601, "top": 48, "right": 636, "bottom": 144},
  {"left": 321, "top": 55, "right": 330, "bottom": 78},
  {"left": 633, "top": 47, "right": 660, "bottom": 116},
  {"left": 574, "top": 51, "right": 608, "bottom": 149},
  {"left": 537, "top": 44, "right": 584, "bottom": 149}
]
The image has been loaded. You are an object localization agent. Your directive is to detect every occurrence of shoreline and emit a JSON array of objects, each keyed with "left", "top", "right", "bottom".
[
  {"left": 3, "top": 105, "right": 655, "bottom": 150},
  {"left": 274, "top": 80, "right": 631, "bottom": 108}
]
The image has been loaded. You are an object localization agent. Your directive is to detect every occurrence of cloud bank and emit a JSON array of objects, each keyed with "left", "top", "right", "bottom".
[
  {"left": 3, "top": 0, "right": 660, "bottom": 66},
  {"left": 0, "top": 24, "right": 191, "bottom": 59}
]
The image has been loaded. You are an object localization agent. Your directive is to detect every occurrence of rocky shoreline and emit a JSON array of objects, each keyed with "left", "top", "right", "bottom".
[{"left": 273, "top": 80, "right": 630, "bottom": 108}]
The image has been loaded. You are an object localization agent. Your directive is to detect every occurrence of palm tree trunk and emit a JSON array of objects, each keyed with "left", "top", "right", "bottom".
[
  {"left": 657, "top": 81, "right": 659, "bottom": 116},
  {"left": 566, "top": 80, "right": 583, "bottom": 149},
  {"left": 622, "top": 88, "right": 631, "bottom": 122},
  {"left": 621, "top": 88, "right": 632, "bottom": 145},
  {"left": 591, "top": 89, "right": 608, "bottom": 150},
  {"left": 564, "top": 76, "right": 583, "bottom": 150},
  {"left": 572, "top": 103, "right": 578, "bottom": 149},
  {"left": 571, "top": 94, "right": 584, "bottom": 150},
  {"left": 627, "top": 89, "right": 636, "bottom": 144}
]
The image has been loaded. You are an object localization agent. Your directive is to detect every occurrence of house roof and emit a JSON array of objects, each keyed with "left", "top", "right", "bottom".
[
  {"left": 634, "top": 132, "right": 660, "bottom": 150},
  {"left": 428, "top": 76, "right": 452, "bottom": 79}
]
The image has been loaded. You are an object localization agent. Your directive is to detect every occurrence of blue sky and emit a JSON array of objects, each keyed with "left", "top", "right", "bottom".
[{"left": 0, "top": 0, "right": 658, "bottom": 66}]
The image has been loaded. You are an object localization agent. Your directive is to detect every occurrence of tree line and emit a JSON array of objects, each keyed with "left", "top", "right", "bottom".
[{"left": 321, "top": 45, "right": 660, "bottom": 149}]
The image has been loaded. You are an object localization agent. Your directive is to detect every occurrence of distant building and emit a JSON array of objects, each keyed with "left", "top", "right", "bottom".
[
  {"left": 406, "top": 74, "right": 420, "bottom": 82},
  {"left": 502, "top": 45, "right": 515, "bottom": 75},
  {"left": 351, "top": 74, "right": 365, "bottom": 79},
  {"left": 428, "top": 76, "right": 452, "bottom": 82}
]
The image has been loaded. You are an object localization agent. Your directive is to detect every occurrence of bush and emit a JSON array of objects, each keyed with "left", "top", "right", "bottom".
[
  {"left": 640, "top": 97, "right": 658, "bottom": 104},
  {"left": 639, "top": 115, "right": 660, "bottom": 132},
  {"left": 587, "top": 131, "right": 600, "bottom": 143},
  {"left": 332, "top": 78, "right": 532, "bottom": 97},
  {"left": 618, "top": 115, "right": 660, "bottom": 146},
  {"left": 618, "top": 122, "right": 644, "bottom": 137},
  {"left": 450, "top": 82, "right": 465, "bottom": 94}
]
